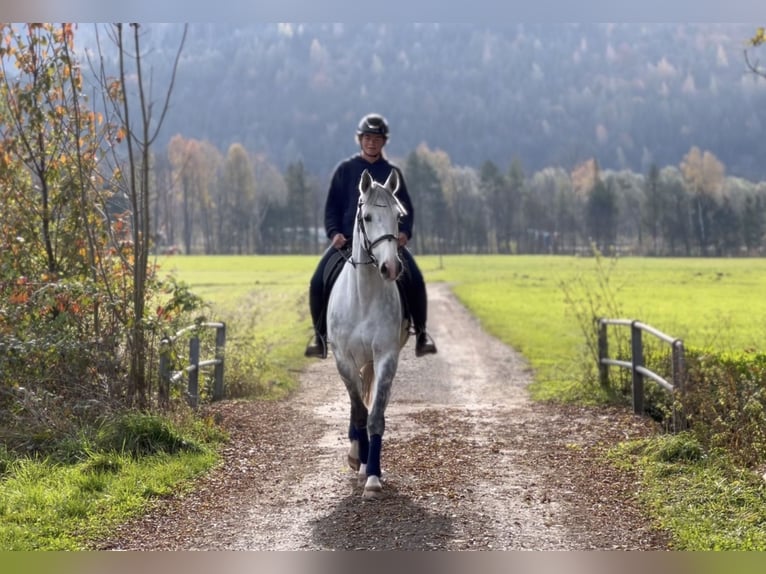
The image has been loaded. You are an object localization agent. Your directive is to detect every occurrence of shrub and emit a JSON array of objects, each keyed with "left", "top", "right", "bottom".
[
  {"left": 94, "top": 412, "right": 202, "bottom": 457},
  {"left": 680, "top": 349, "right": 766, "bottom": 467}
]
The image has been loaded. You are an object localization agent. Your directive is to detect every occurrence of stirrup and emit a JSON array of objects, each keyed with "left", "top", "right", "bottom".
[
  {"left": 415, "top": 331, "right": 437, "bottom": 357},
  {"left": 304, "top": 333, "right": 327, "bottom": 359}
]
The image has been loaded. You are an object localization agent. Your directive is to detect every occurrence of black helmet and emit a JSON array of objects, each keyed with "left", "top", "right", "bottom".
[{"left": 356, "top": 113, "right": 389, "bottom": 139}]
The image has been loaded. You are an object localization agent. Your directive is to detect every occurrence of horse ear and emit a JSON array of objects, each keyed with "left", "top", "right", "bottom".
[
  {"left": 384, "top": 169, "right": 400, "bottom": 195},
  {"left": 359, "top": 169, "right": 373, "bottom": 194}
]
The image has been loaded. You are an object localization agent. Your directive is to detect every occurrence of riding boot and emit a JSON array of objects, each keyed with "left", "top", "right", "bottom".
[
  {"left": 398, "top": 248, "right": 437, "bottom": 357},
  {"left": 305, "top": 331, "right": 327, "bottom": 359},
  {"left": 415, "top": 329, "right": 437, "bottom": 357},
  {"left": 305, "top": 273, "right": 328, "bottom": 359}
]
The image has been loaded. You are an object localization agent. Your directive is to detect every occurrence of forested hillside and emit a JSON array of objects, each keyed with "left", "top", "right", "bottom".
[
  {"left": 75, "top": 23, "right": 766, "bottom": 181},
  {"left": 61, "top": 23, "right": 766, "bottom": 258}
]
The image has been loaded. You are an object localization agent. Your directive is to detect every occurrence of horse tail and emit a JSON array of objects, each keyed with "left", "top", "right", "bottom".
[{"left": 360, "top": 362, "right": 374, "bottom": 409}]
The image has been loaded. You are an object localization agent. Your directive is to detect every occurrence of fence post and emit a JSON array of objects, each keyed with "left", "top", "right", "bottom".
[
  {"left": 598, "top": 319, "right": 609, "bottom": 389},
  {"left": 672, "top": 339, "right": 686, "bottom": 431},
  {"left": 631, "top": 320, "right": 644, "bottom": 415},
  {"left": 158, "top": 337, "right": 171, "bottom": 409},
  {"left": 213, "top": 323, "right": 226, "bottom": 401},
  {"left": 188, "top": 335, "right": 200, "bottom": 409}
]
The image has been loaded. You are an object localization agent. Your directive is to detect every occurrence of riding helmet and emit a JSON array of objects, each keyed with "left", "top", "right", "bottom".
[{"left": 356, "top": 113, "right": 389, "bottom": 139}]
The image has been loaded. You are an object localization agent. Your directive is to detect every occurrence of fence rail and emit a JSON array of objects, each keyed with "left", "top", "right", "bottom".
[
  {"left": 159, "top": 321, "right": 226, "bottom": 409},
  {"left": 598, "top": 318, "right": 686, "bottom": 431}
]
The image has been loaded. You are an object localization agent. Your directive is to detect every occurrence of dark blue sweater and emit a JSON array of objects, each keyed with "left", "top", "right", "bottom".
[{"left": 323, "top": 154, "right": 415, "bottom": 241}]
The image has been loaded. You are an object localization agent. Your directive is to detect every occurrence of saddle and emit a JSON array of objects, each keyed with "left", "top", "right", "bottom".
[{"left": 322, "top": 247, "right": 411, "bottom": 323}]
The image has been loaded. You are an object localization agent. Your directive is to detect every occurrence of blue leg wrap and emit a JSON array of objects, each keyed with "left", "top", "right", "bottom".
[
  {"left": 359, "top": 431, "right": 369, "bottom": 464},
  {"left": 349, "top": 423, "right": 369, "bottom": 464},
  {"left": 366, "top": 434, "right": 382, "bottom": 477}
]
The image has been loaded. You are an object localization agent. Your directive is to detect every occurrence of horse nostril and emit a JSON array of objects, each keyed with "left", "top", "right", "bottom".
[{"left": 380, "top": 262, "right": 388, "bottom": 276}]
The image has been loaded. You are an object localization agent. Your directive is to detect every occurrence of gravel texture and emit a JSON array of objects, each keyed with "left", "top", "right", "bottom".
[{"left": 95, "top": 283, "right": 671, "bottom": 551}]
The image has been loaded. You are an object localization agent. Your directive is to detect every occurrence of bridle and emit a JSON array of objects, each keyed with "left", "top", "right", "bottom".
[{"left": 344, "top": 187, "right": 405, "bottom": 270}]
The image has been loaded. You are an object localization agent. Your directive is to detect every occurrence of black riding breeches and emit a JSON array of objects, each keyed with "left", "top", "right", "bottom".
[{"left": 397, "top": 247, "right": 428, "bottom": 331}]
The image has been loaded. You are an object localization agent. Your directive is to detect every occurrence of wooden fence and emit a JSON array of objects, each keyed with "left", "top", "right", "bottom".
[
  {"left": 159, "top": 321, "right": 226, "bottom": 409},
  {"left": 598, "top": 318, "right": 686, "bottom": 431}
]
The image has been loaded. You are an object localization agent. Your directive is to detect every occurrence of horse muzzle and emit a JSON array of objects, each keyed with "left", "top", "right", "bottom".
[{"left": 379, "top": 257, "right": 402, "bottom": 282}]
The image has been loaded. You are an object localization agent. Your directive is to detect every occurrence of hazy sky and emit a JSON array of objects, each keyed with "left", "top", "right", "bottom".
[{"left": 4, "top": 0, "right": 766, "bottom": 22}]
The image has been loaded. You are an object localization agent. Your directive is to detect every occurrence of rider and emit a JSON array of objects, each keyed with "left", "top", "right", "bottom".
[{"left": 305, "top": 112, "right": 438, "bottom": 359}]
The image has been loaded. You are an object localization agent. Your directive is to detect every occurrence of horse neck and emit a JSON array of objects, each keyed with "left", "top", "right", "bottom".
[{"left": 351, "top": 224, "right": 376, "bottom": 279}]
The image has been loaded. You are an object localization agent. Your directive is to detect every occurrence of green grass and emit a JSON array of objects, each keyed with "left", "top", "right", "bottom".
[
  {"left": 610, "top": 434, "right": 766, "bottom": 550},
  {"left": 421, "top": 255, "right": 766, "bottom": 400},
  {"left": 0, "top": 411, "right": 223, "bottom": 550},
  {"left": 155, "top": 253, "right": 766, "bottom": 404},
  {"left": 156, "top": 254, "right": 319, "bottom": 399},
  {"left": 0, "top": 450, "right": 216, "bottom": 550}
]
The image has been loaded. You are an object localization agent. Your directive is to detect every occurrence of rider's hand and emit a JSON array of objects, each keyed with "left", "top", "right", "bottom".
[
  {"left": 398, "top": 232, "right": 409, "bottom": 247},
  {"left": 331, "top": 233, "right": 347, "bottom": 249}
]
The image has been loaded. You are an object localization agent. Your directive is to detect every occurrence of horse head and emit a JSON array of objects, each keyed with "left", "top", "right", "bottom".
[{"left": 356, "top": 169, "right": 406, "bottom": 281}]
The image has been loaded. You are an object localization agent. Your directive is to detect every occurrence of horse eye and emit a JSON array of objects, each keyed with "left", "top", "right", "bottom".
[{"left": 363, "top": 214, "right": 372, "bottom": 222}]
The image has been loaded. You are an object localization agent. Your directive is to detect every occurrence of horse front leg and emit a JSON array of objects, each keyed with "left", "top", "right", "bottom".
[
  {"left": 336, "top": 363, "right": 369, "bottom": 480},
  {"left": 363, "top": 355, "right": 397, "bottom": 499}
]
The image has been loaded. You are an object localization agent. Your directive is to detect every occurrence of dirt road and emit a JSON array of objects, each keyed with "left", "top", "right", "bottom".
[{"left": 98, "top": 283, "right": 670, "bottom": 550}]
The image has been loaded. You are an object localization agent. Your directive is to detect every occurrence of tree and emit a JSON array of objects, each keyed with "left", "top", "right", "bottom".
[
  {"left": 742, "top": 194, "right": 765, "bottom": 255},
  {"left": 711, "top": 196, "right": 741, "bottom": 256},
  {"left": 643, "top": 164, "right": 662, "bottom": 254},
  {"left": 525, "top": 167, "right": 571, "bottom": 254},
  {"left": 500, "top": 158, "right": 524, "bottom": 254},
  {"left": 658, "top": 167, "right": 691, "bottom": 256},
  {"left": 446, "top": 165, "right": 485, "bottom": 253},
  {"left": 405, "top": 149, "right": 445, "bottom": 255},
  {"left": 254, "top": 154, "right": 289, "bottom": 253},
  {"left": 477, "top": 160, "right": 505, "bottom": 253},
  {"left": 219, "top": 143, "right": 256, "bottom": 254},
  {"left": 680, "top": 146, "right": 725, "bottom": 255},
  {"left": 95, "top": 23, "right": 188, "bottom": 407},
  {"left": 585, "top": 173, "right": 618, "bottom": 254},
  {"left": 0, "top": 24, "right": 124, "bottom": 402},
  {"left": 0, "top": 23, "right": 100, "bottom": 277},
  {"left": 284, "top": 160, "right": 314, "bottom": 253},
  {"left": 744, "top": 27, "right": 766, "bottom": 79}
]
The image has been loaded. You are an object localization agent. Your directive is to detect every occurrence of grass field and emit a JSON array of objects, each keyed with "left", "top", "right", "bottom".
[{"left": 156, "top": 253, "right": 766, "bottom": 400}]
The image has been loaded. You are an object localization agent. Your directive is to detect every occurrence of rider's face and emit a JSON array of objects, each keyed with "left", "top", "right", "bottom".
[{"left": 360, "top": 133, "right": 385, "bottom": 158}]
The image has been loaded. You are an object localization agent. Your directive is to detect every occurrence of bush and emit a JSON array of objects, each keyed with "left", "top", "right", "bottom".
[
  {"left": 680, "top": 349, "right": 766, "bottom": 467},
  {"left": 94, "top": 412, "right": 202, "bottom": 457}
]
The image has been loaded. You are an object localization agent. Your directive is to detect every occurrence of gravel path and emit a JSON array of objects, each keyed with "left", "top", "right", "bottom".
[{"left": 96, "top": 283, "right": 670, "bottom": 550}]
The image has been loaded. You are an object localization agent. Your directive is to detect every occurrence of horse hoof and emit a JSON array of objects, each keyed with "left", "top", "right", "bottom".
[
  {"left": 347, "top": 454, "right": 360, "bottom": 472},
  {"left": 363, "top": 475, "right": 383, "bottom": 499}
]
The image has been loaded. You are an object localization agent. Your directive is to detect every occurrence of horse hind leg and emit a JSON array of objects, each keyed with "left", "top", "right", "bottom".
[
  {"left": 347, "top": 421, "right": 369, "bottom": 476},
  {"left": 349, "top": 443, "right": 367, "bottom": 486}
]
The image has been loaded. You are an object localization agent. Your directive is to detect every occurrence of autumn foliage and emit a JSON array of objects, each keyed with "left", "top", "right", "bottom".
[{"left": 0, "top": 23, "right": 202, "bottom": 453}]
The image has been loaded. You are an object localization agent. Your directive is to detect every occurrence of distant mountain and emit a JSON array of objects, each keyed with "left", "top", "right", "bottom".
[{"left": 73, "top": 23, "right": 766, "bottom": 181}]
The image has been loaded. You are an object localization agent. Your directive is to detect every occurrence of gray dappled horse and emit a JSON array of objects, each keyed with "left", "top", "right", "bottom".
[{"left": 326, "top": 169, "right": 410, "bottom": 499}]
